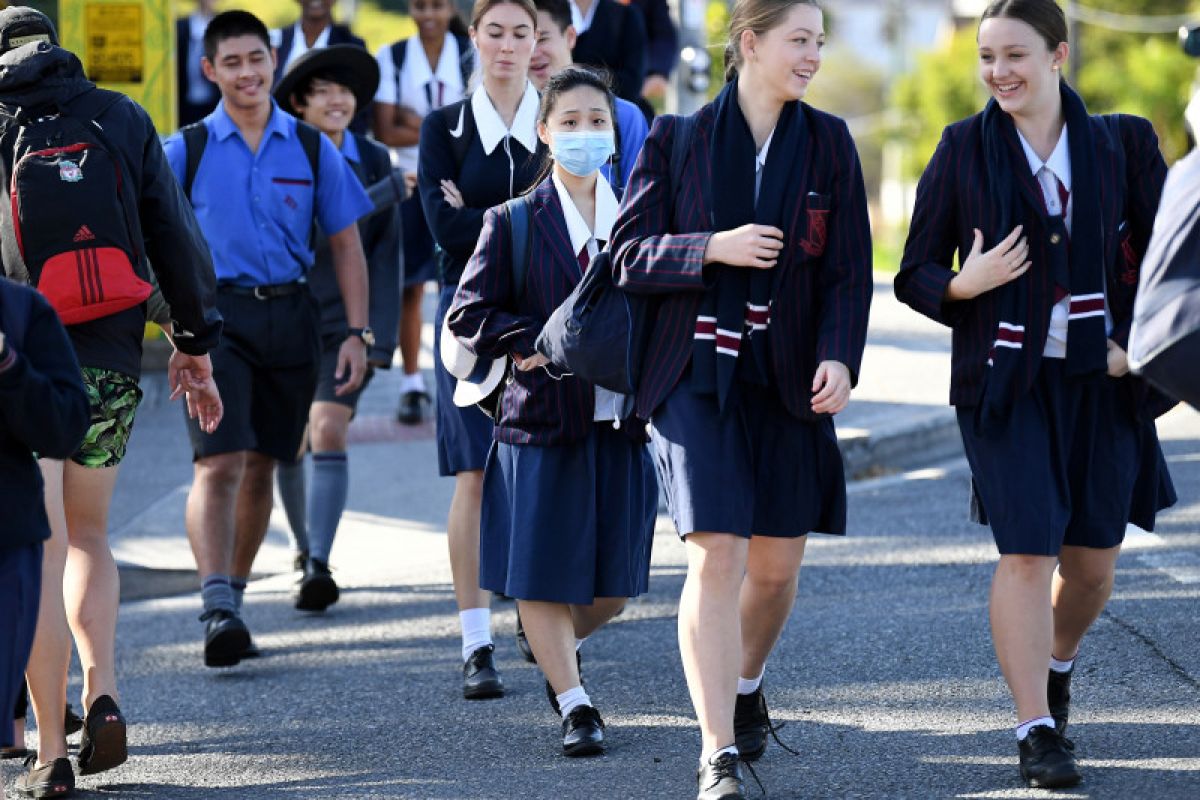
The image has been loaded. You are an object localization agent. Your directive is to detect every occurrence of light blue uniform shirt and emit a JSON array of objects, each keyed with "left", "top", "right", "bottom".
[
  {"left": 601, "top": 97, "right": 649, "bottom": 190},
  {"left": 164, "top": 101, "right": 373, "bottom": 287}
]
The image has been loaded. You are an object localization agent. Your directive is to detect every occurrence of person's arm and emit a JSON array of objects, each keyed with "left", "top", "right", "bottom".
[
  {"left": 447, "top": 205, "right": 542, "bottom": 360},
  {"left": 373, "top": 102, "right": 424, "bottom": 148},
  {"left": 134, "top": 104, "right": 223, "bottom": 355},
  {"left": 417, "top": 109, "right": 487, "bottom": 264},
  {"left": 611, "top": 5, "right": 648, "bottom": 101},
  {"left": 0, "top": 295, "right": 89, "bottom": 459}
]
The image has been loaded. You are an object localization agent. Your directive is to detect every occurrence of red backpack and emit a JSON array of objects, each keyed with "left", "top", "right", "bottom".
[{"left": 2, "top": 89, "right": 151, "bottom": 325}]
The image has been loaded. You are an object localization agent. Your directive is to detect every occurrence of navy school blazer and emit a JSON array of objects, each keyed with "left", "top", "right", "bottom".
[
  {"left": 447, "top": 177, "right": 601, "bottom": 446},
  {"left": 894, "top": 113, "right": 1167, "bottom": 409},
  {"left": 609, "top": 104, "right": 874, "bottom": 421}
]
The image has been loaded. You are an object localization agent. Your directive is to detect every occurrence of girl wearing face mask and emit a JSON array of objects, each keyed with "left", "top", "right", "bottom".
[
  {"left": 417, "top": 0, "right": 544, "bottom": 701},
  {"left": 609, "top": 1, "right": 872, "bottom": 797},
  {"left": 896, "top": 0, "right": 1176, "bottom": 789},
  {"left": 447, "top": 66, "right": 658, "bottom": 758}
]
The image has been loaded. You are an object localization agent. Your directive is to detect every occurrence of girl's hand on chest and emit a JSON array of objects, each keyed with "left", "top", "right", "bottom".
[
  {"left": 947, "top": 225, "right": 1030, "bottom": 301},
  {"left": 703, "top": 223, "right": 785, "bottom": 269}
]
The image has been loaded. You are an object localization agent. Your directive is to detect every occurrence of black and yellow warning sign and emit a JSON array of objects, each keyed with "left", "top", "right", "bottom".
[{"left": 84, "top": 4, "right": 144, "bottom": 83}]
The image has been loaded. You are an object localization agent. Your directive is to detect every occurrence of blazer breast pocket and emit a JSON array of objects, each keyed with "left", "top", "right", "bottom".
[{"left": 799, "top": 192, "right": 831, "bottom": 258}]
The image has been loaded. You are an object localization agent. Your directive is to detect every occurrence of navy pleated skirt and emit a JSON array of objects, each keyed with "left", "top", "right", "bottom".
[
  {"left": 433, "top": 283, "right": 493, "bottom": 476},
  {"left": 480, "top": 424, "right": 658, "bottom": 604}
]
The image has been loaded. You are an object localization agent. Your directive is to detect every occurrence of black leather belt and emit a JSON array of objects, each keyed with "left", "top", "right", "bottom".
[{"left": 219, "top": 280, "right": 307, "bottom": 299}]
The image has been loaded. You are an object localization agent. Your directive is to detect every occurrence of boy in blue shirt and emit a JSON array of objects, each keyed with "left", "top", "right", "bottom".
[{"left": 164, "top": 10, "right": 373, "bottom": 668}]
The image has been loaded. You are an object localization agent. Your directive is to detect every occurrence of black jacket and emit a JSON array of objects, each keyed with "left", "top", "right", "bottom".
[
  {"left": 572, "top": 0, "right": 648, "bottom": 103},
  {"left": 0, "top": 277, "right": 89, "bottom": 550},
  {"left": 0, "top": 43, "right": 222, "bottom": 361}
]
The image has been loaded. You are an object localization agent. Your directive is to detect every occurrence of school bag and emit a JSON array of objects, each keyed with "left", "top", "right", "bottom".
[
  {"left": 0, "top": 88, "right": 153, "bottom": 325},
  {"left": 533, "top": 114, "right": 692, "bottom": 395},
  {"left": 1129, "top": 148, "right": 1200, "bottom": 409}
]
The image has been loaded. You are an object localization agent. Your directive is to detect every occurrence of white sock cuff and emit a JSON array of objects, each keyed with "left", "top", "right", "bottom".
[
  {"left": 459, "top": 608, "right": 492, "bottom": 661},
  {"left": 1016, "top": 716, "right": 1056, "bottom": 740},
  {"left": 737, "top": 668, "right": 765, "bottom": 696},
  {"left": 556, "top": 686, "right": 591, "bottom": 718},
  {"left": 400, "top": 372, "right": 427, "bottom": 394},
  {"left": 575, "top": 636, "right": 589, "bottom": 652},
  {"left": 700, "top": 744, "right": 739, "bottom": 767},
  {"left": 1049, "top": 654, "right": 1075, "bottom": 673}
]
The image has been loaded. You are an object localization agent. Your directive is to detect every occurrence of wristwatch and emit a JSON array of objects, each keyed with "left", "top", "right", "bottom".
[{"left": 347, "top": 326, "right": 375, "bottom": 347}]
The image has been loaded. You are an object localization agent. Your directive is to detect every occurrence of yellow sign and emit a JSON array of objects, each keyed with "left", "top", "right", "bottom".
[
  {"left": 58, "top": 1, "right": 176, "bottom": 133},
  {"left": 85, "top": 4, "right": 144, "bottom": 83}
]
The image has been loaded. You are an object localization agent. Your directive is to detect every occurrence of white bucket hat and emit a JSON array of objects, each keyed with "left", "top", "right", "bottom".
[{"left": 439, "top": 316, "right": 507, "bottom": 408}]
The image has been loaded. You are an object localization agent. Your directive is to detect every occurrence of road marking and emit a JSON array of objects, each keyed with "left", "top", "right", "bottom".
[{"left": 1126, "top": 524, "right": 1200, "bottom": 584}]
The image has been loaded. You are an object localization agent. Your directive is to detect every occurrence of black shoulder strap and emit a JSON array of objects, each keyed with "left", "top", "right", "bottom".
[
  {"left": 454, "top": 32, "right": 474, "bottom": 88},
  {"left": 295, "top": 119, "right": 323, "bottom": 186},
  {"left": 505, "top": 195, "right": 533, "bottom": 297},
  {"left": 669, "top": 113, "right": 693, "bottom": 197},
  {"left": 181, "top": 121, "right": 208, "bottom": 200},
  {"left": 391, "top": 38, "right": 407, "bottom": 105}
]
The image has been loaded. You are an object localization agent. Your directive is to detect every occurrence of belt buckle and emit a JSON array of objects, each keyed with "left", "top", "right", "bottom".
[{"left": 253, "top": 285, "right": 271, "bottom": 300}]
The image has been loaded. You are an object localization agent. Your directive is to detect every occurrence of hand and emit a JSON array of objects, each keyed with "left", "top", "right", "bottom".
[
  {"left": 167, "top": 351, "right": 224, "bottom": 433},
  {"left": 514, "top": 352, "right": 549, "bottom": 372},
  {"left": 404, "top": 172, "right": 419, "bottom": 193},
  {"left": 441, "top": 179, "right": 464, "bottom": 209},
  {"left": 703, "top": 224, "right": 785, "bottom": 269},
  {"left": 641, "top": 74, "right": 669, "bottom": 99},
  {"left": 946, "top": 226, "right": 1031, "bottom": 301},
  {"left": 1107, "top": 339, "right": 1129, "bottom": 377},
  {"left": 335, "top": 336, "right": 368, "bottom": 395},
  {"left": 811, "top": 360, "right": 852, "bottom": 415}
]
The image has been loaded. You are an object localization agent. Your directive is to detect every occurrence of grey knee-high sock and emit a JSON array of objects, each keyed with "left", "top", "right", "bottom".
[
  {"left": 276, "top": 457, "right": 309, "bottom": 554},
  {"left": 307, "top": 452, "right": 349, "bottom": 563},
  {"left": 201, "top": 574, "right": 236, "bottom": 615}
]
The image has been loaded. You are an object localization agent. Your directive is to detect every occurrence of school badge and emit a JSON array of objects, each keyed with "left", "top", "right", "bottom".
[
  {"left": 800, "top": 207, "right": 828, "bottom": 257},
  {"left": 59, "top": 160, "right": 83, "bottom": 183}
]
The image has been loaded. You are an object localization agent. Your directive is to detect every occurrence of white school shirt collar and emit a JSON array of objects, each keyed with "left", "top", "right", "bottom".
[
  {"left": 406, "top": 34, "right": 465, "bottom": 96},
  {"left": 551, "top": 171, "right": 618, "bottom": 255},
  {"left": 1016, "top": 123, "right": 1071, "bottom": 194},
  {"left": 284, "top": 22, "right": 332, "bottom": 68},
  {"left": 189, "top": 12, "right": 210, "bottom": 40},
  {"left": 470, "top": 81, "right": 540, "bottom": 155},
  {"left": 570, "top": 0, "right": 600, "bottom": 35}
]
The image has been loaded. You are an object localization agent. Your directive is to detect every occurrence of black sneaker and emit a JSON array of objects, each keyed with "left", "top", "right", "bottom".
[
  {"left": 561, "top": 704, "right": 605, "bottom": 757},
  {"left": 397, "top": 390, "right": 429, "bottom": 425},
  {"left": 64, "top": 704, "right": 83, "bottom": 737},
  {"left": 697, "top": 751, "right": 745, "bottom": 800},
  {"left": 294, "top": 558, "right": 339, "bottom": 612},
  {"left": 545, "top": 651, "right": 584, "bottom": 716},
  {"left": 15, "top": 755, "right": 74, "bottom": 798},
  {"left": 201, "top": 609, "right": 251, "bottom": 668},
  {"left": 1048, "top": 665, "right": 1073, "bottom": 736},
  {"left": 462, "top": 644, "right": 504, "bottom": 700},
  {"left": 516, "top": 610, "right": 535, "bottom": 663},
  {"left": 1018, "top": 725, "right": 1082, "bottom": 789},
  {"left": 77, "top": 695, "right": 127, "bottom": 776},
  {"left": 734, "top": 688, "right": 769, "bottom": 762}
]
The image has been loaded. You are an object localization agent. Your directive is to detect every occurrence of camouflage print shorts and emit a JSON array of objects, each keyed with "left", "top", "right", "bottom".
[{"left": 72, "top": 367, "right": 143, "bottom": 468}]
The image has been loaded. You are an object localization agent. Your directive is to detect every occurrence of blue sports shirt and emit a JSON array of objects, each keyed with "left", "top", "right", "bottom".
[{"left": 164, "top": 101, "right": 373, "bottom": 287}]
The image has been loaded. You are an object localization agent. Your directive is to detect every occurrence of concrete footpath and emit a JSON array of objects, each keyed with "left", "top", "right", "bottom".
[{"left": 4, "top": 278, "right": 1198, "bottom": 799}]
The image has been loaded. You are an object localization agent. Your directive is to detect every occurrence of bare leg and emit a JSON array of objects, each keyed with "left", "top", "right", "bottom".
[
  {"left": 231, "top": 452, "right": 277, "bottom": 580},
  {"left": 570, "top": 597, "right": 628, "bottom": 641},
  {"left": 186, "top": 452, "right": 246, "bottom": 578},
  {"left": 679, "top": 532, "right": 749, "bottom": 755},
  {"left": 400, "top": 285, "right": 424, "bottom": 377},
  {"left": 61, "top": 461, "right": 122, "bottom": 709},
  {"left": 739, "top": 535, "right": 807, "bottom": 681},
  {"left": 447, "top": 470, "right": 489, "bottom": 611},
  {"left": 1052, "top": 545, "right": 1120, "bottom": 660},
  {"left": 991, "top": 555, "right": 1058, "bottom": 722},
  {"left": 518, "top": 601, "right": 579, "bottom": 694},
  {"left": 25, "top": 460, "right": 69, "bottom": 763}
]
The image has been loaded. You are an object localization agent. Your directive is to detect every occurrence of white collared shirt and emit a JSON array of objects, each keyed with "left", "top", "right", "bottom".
[
  {"left": 1015, "top": 124, "right": 1111, "bottom": 358},
  {"left": 471, "top": 81, "right": 540, "bottom": 155},
  {"left": 570, "top": 0, "right": 601, "bottom": 34},
  {"left": 551, "top": 171, "right": 625, "bottom": 421},
  {"left": 279, "top": 22, "right": 331, "bottom": 69},
  {"left": 374, "top": 36, "right": 469, "bottom": 172},
  {"left": 755, "top": 127, "right": 775, "bottom": 203},
  {"left": 186, "top": 13, "right": 214, "bottom": 105}
]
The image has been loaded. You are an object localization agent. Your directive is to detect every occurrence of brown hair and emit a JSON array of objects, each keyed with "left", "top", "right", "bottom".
[
  {"left": 724, "top": 0, "right": 821, "bottom": 82},
  {"left": 470, "top": 0, "right": 538, "bottom": 30},
  {"left": 978, "top": 0, "right": 1068, "bottom": 52}
]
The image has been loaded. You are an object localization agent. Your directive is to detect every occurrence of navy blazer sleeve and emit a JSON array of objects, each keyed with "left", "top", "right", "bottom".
[
  {"left": 613, "top": 5, "right": 649, "bottom": 101},
  {"left": 611, "top": 116, "right": 713, "bottom": 294},
  {"left": 816, "top": 119, "right": 874, "bottom": 382},
  {"left": 448, "top": 205, "right": 542, "bottom": 360},
  {"left": 0, "top": 293, "right": 89, "bottom": 459},
  {"left": 633, "top": 0, "right": 678, "bottom": 78},
  {"left": 1111, "top": 114, "right": 1167, "bottom": 349},
  {"left": 417, "top": 109, "right": 487, "bottom": 267},
  {"left": 894, "top": 125, "right": 971, "bottom": 328}
]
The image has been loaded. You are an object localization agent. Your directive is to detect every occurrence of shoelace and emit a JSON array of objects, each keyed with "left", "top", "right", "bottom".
[
  {"left": 755, "top": 693, "right": 800, "bottom": 758},
  {"left": 739, "top": 756, "right": 767, "bottom": 797}
]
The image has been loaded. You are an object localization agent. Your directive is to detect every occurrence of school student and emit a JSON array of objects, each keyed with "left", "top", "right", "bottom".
[
  {"left": 448, "top": 65, "right": 657, "bottom": 757},
  {"left": 608, "top": 1, "right": 872, "bottom": 796},
  {"left": 894, "top": 0, "right": 1176, "bottom": 789},
  {"left": 373, "top": 0, "right": 474, "bottom": 425},
  {"left": 417, "top": 0, "right": 545, "bottom": 699}
]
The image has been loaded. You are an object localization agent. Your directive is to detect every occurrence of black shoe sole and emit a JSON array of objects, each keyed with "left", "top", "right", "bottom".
[
  {"left": 78, "top": 717, "right": 127, "bottom": 776},
  {"left": 463, "top": 680, "right": 504, "bottom": 700},
  {"left": 205, "top": 625, "right": 251, "bottom": 668},
  {"left": 1022, "top": 766, "right": 1083, "bottom": 789},
  {"left": 563, "top": 739, "right": 605, "bottom": 757},
  {"left": 14, "top": 780, "right": 74, "bottom": 799},
  {"left": 737, "top": 740, "right": 766, "bottom": 762},
  {"left": 295, "top": 575, "right": 339, "bottom": 611}
]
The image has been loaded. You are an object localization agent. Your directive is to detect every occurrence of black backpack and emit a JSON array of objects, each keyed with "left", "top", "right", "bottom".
[{"left": 0, "top": 88, "right": 152, "bottom": 325}]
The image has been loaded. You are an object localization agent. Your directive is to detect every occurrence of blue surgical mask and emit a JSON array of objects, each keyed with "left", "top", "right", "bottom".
[{"left": 552, "top": 131, "right": 616, "bottom": 177}]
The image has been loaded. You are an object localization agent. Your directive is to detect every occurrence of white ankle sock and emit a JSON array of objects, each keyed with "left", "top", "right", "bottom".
[
  {"left": 1049, "top": 654, "right": 1075, "bottom": 673},
  {"left": 400, "top": 372, "right": 427, "bottom": 394},
  {"left": 556, "top": 685, "right": 591, "bottom": 718},
  {"left": 1016, "top": 716, "right": 1056, "bottom": 740},
  {"left": 700, "top": 744, "right": 739, "bottom": 767},
  {"left": 737, "top": 668, "right": 764, "bottom": 696},
  {"left": 459, "top": 608, "right": 492, "bottom": 662}
]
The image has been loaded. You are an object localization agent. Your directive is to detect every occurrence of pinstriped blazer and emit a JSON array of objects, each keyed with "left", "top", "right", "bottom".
[
  {"left": 447, "top": 177, "right": 599, "bottom": 446},
  {"left": 609, "top": 103, "right": 874, "bottom": 421},
  {"left": 895, "top": 112, "right": 1167, "bottom": 409}
]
